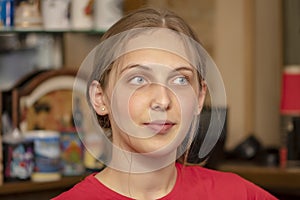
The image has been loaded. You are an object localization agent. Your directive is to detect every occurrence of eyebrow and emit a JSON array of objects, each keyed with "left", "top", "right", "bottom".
[
  {"left": 173, "top": 66, "right": 194, "bottom": 73},
  {"left": 120, "top": 64, "right": 151, "bottom": 74},
  {"left": 120, "top": 64, "right": 194, "bottom": 74}
]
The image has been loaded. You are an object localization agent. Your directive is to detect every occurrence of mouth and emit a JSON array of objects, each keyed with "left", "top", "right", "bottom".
[{"left": 143, "top": 120, "right": 176, "bottom": 134}]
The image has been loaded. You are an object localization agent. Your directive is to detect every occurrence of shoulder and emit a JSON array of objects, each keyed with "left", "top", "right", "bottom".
[
  {"left": 177, "top": 162, "right": 242, "bottom": 183},
  {"left": 177, "top": 163, "right": 246, "bottom": 189},
  {"left": 52, "top": 173, "right": 112, "bottom": 200},
  {"left": 176, "top": 163, "right": 277, "bottom": 200}
]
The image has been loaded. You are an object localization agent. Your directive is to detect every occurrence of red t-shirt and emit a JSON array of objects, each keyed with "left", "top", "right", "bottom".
[{"left": 53, "top": 163, "right": 277, "bottom": 200}]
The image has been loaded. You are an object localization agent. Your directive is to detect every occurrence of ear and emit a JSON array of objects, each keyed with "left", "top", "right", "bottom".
[
  {"left": 196, "top": 81, "right": 207, "bottom": 115},
  {"left": 89, "top": 80, "right": 109, "bottom": 116}
]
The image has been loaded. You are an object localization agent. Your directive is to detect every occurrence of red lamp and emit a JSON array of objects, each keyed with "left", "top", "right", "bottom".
[{"left": 280, "top": 65, "right": 300, "bottom": 168}]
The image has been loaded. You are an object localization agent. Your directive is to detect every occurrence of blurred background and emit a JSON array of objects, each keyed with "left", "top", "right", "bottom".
[{"left": 0, "top": 0, "right": 299, "bottom": 199}]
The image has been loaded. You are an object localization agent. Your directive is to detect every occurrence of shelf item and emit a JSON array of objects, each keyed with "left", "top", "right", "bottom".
[
  {"left": 3, "top": 70, "right": 77, "bottom": 129},
  {"left": 24, "top": 131, "right": 61, "bottom": 179},
  {"left": 3, "top": 139, "right": 34, "bottom": 181},
  {"left": 0, "top": 0, "right": 14, "bottom": 28},
  {"left": 280, "top": 66, "right": 300, "bottom": 168},
  {"left": 41, "top": 0, "right": 70, "bottom": 30},
  {"left": 71, "top": 0, "right": 93, "bottom": 30},
  {"left": 60, "top": 131, "right": 85, "bottom": 176},
  {"left": 14, "top": 0, "right": 42, "bottom": 29}
]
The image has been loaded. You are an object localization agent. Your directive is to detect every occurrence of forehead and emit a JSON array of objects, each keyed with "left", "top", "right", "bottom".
[
  {"left": 124, "top": 29, "right": 188, "bottom": 56},
  {"left": 120, "top": 49, "right": 192, "bottom": 70},
  {"left": 116, "top": 28, "right": 198, "bottom": 67}
]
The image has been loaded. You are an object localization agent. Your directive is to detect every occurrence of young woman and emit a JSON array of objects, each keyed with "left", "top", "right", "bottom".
[{"left": 54, "top": 8, "right": 277, "bottom": 200}]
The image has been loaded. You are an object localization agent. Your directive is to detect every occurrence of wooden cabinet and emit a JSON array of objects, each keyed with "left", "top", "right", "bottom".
[
  {"left": 0, "top": 175, "right": 86, "bottom": 199},
  {"left": 218, "top": 162, "right": 300, "bottom": 199},
  {"left": 0, "top": 30, "right": 103, "bottom": 196}
]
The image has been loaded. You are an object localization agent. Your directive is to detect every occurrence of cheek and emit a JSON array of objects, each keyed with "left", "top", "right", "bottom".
[
  {"left": 175, "top": 91, "right": 198, "bottom": 122},
  {"left": 128, "top": 92, "right": 148, "bottom": 121}
]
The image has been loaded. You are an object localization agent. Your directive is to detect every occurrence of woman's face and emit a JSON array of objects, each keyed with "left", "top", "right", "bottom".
[{"left": 96, "top": 49, "right": 206, "bottom": 155}]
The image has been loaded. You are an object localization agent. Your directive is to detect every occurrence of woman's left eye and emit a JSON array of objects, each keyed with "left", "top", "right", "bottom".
[
  {"left": 129, "top": 76, "right": 147, "bottom": 85},
  {"left": 172, "top": 76, "right": 189, "bottom": 85}
]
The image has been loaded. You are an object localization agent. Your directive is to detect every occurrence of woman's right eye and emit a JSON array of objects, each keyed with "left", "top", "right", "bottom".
[{"left": 128, "top": 76, "right": 147, "bottom": 85}]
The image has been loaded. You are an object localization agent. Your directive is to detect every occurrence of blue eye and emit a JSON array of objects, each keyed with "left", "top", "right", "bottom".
[
  {"left": 129, "top": 76, "right": 147, "bottom": 85},
  {"left": 173, "top": 76, "right": 188, "bottom": 85}
]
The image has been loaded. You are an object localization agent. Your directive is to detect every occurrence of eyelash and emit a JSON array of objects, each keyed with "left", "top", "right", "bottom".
[
  {"left": 127, "top": 75, "right": 191, "bottom": 86},
  {"left": 171, "top": 75, "right": 190, "bottom": 85},
  {"left": 128, "top": 76, "right": 148, "bottom": 85}
]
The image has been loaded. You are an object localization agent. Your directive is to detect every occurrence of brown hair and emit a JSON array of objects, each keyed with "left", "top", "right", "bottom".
[{"left": 100, "top": 7, "right": 200, "bottom": 43}]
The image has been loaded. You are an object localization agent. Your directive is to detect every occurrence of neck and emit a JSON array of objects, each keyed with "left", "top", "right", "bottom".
[
  {"left": 96, "top": 162, "right": 177, "bottom": 200},
  {"left": 107, "top": 144, "right": 178, "bottom": 172}
]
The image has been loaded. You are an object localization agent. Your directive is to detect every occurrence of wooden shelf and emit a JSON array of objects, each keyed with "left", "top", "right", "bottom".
[
  {"left": 0, "top": 175, "right": 86, "bottom": 195},
  {"left": 218, "top": 162, "right": 300, "bottom": 196}
]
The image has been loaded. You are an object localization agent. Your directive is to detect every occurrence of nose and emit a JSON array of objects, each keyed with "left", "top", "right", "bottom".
[{"left": 150, "top": 84, "right": 171, "bottom": 111}]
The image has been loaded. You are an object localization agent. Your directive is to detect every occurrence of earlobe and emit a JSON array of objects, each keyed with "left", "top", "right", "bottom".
[{"left": 89, "top": 80, "right": 109, "bottom": 116}]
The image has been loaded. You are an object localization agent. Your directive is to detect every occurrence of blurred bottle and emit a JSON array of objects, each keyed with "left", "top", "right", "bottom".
[
  {"left": 94, "top": 0, "right": 123, "bottom": 31},
  {"left": 0, "top": 0, "right": 14, "bottom": 28},
  {"left": 71, "top": 0, "right": 93, "bottom": 30},
  {"left": 41, "top": 0, "right": 70, "bottom": 30},
  {"left": 14, "top": 0, "right": 42, "bottom": 29}
]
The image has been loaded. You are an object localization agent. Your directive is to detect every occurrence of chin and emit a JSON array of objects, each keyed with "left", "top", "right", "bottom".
[{"left": 138, "top": 141, "right": 179, "bottom": 158}]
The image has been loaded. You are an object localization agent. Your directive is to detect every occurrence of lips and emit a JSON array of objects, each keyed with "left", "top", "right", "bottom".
[{"left": 143, "top": 120, "right": 175, "bottom": 134}]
